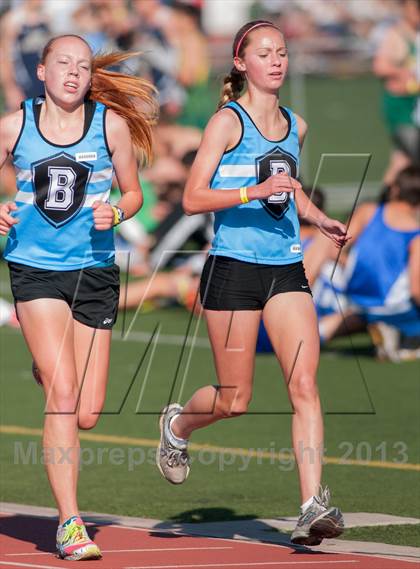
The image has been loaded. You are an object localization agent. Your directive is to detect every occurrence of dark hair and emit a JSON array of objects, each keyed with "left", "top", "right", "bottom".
[
  {"left": 393, "top": 166, "right": 420, "bottom": 206},
  {"left": 40, "top": 35, "right": 158, "bottom": 163},
  {"left": 217, "top": 20, "right": 281, "bottom": 110},
  {"left": 378, "top": 185, "right": 391, "bottom": 204},
  {"left": 401, "top": 0, "right": 420, "bottom": 7},
  {"left": 302, "top": 185, "right": 325, "bottom": 211},
  {"left": 300, "top": 185, "right": 326, "bottom": 225},
  {"left": 181, "top": 149, "right": 198, "bottom": 168}
]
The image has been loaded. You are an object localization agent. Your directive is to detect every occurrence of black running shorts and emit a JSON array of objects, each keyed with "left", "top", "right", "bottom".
[
  {"left": 8, "top": 262, "right": 120, "bottom": 329},
  {"left": 200, "top": 255, "right": 311, "bottom": 311}
]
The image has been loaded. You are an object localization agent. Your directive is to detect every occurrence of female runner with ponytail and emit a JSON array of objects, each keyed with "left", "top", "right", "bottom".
[
  {"left": 156, "top": 20, "right": 348, "bottom": 546},
  {"left": 0, "top": 35, "right": 157, "bottom": 560}
]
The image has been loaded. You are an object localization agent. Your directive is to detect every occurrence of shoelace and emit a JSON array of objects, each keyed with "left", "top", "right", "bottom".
[
  {"left": 60, "top": 522, "right": 86, "bottom": 545},
  {"left": 166, "top": 448, "right": 189, "bottom": 467},
  {"left": 298, "top": 486, "right": 331, "bottom": 526},
  {"left": 313, "top": 485, "right": 331, "bottom": 509}
]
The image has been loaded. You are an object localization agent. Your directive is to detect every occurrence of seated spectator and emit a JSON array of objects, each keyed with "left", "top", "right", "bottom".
[
  {"left": 312, "top": 166, "right": 420, "bottom": 361},
  {"left": 256, "top": 186, "right": 347, "bottom": 352},
  {"left": 373, "top": 0, "right": 420, "bottom": 185}
]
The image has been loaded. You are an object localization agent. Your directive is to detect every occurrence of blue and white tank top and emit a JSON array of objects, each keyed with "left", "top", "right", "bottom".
[
  {"left": 4, "top": 97, "right": 115, "bottom": 270},
  {"left": 344, "top": 205, "right": 420, "bottom": 315},
  {"left": 209, "top": 100, "right": 302, "bottom": 265}
]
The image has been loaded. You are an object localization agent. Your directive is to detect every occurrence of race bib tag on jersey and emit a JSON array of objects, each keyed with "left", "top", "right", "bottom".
[{"left": 75, "top": 152, "right": 97, "bottom": 162}]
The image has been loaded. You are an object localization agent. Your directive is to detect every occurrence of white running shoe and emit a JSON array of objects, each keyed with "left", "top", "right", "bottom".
[
  {"left": 291, "top": 486, "right": 344, "bottom": 546},
  {"left": 156, "top": 403, "right": 190, "bottom": 485}
]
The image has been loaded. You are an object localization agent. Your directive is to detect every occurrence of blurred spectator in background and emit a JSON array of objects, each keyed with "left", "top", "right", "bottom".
[
  {"left": 0, "top": 0, "right": 51, "bottom": 197},
  {"left": 131, "top": 0, "right": 185, "bottom": 116},
  {"left": 257, "top": 186, "right": 348, "bottom": 353},
  {"left": 345, "top": 165, "right": 420, "bottom": 361},
  {"left": 130, "top": 0, "right": 209, "bottom": 125},
  {"left": 373, "top": 0, "right": 420, "bottom": 186},
  {"left": 170, "top": 1, "right": 210, "bottom": 128},
  {"left": 311, "top": 166, "right": 420, "bottom": 361},
  {"left": 114, "top": 147, "right": 212, "bottom": 277},
  {"left": 43, "top": 0, "right": 83, "bottom": 35},
  {"left": 119, "top": 251, "right": 203, "bottom": 313},
  {"left": 72, "top": 0, "right": 122, "bottom": 54},
  {"left": 0, "top": 0, "right": 50, "bottom": 110}
]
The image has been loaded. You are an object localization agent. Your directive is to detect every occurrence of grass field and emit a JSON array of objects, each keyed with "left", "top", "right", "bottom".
[{"left": 1, "top": 261, "right": 419, "bottom": 547}]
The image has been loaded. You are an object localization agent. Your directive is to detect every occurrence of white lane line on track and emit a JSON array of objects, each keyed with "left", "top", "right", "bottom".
[
  {"left": 5, "top": 546, "right": 232, "bottom": 556},
  {"left": 125, "top": 561, "right": 359, "bottom": 568},
  {"left": 0, "top": 562, "right": 63, "bottom": 569}
]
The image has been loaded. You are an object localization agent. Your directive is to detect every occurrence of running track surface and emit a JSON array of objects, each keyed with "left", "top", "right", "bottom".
[{"left": 0, "top": 514, "right": 416, "bottom": 569}]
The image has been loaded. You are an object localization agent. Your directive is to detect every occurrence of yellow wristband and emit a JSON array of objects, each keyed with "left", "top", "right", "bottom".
[
  {"left": 111, "top": 206, "right": 120, "bottom": 226},
  {"left": 240, "top": 186, "right": 249, "bottom": 204}
]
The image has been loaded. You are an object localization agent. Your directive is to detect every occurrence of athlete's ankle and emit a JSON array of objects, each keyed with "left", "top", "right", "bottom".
[
  {"left": 58, "top": 513, "right": 81, "bottom": 527},
  {"left": 170, "top": 414, "right": 189, "bottom": 441}
]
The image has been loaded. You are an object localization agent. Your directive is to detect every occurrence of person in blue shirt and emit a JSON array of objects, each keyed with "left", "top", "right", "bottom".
[
  {"left": 317, "top": 166, "right": 420, "bottom": 361},
  {"left": 0, "top": 34, "right": 157, "bottom": 560},
  {"left": 256, "top": 186, "right": 348, "bottom": 352},
  {"left": 156, "top": 20, "right": 349, "bottom": 546}
]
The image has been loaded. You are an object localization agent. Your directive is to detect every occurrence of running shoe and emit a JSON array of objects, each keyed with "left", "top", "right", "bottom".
[
  {"left": 56, "top": 516, "right": 101, "bottom": 561},
  {"left": 290, "top": 486, "right": 344, "bottom": 546},
  {"left": 368, "top": 322, "right": 400, "bottom": 362},
  {"left": 398, "top": 347, "right": 420, "bottom": 361},
  {"left": 156, "top": 403, "right": 190, "bottom": 484}
]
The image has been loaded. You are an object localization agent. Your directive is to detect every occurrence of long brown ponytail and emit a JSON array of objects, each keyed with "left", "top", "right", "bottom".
[
  {"left": 217, "top": 20, "right": 281, "bottom": 110},
  {"left": 90, "top": 52, "right": 158, "bottom": 164},
  {"left": 40, "top": 35, "right": 158, "bottom": 164}
]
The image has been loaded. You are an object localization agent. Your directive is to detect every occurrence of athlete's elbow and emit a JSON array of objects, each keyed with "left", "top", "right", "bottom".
[{"left": 182, "top": 196, "right": 198, "bottom": 216}]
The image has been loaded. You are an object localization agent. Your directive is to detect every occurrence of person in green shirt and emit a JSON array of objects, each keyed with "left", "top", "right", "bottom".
[{"left": 373, "top": 0, "right": 420, "bottom": 185}]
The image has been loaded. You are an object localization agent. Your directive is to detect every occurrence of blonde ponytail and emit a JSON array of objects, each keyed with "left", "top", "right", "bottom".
[{"left": 217, "top": 67, "right": 244, "bottom": 110}]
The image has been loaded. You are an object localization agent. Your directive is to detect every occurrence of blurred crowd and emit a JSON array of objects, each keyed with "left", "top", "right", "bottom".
[
  {"left": 0, "top": 0, "right": 419, "bottom": 361},
  {"left": 0, "top": 0, "right": 209, "bottom": 116},
  {"left": 256, "top": 0, "right": 402, "bottom": 40},
  {"left": 0, "top": 0, "right": 413, "bottom": 112}
]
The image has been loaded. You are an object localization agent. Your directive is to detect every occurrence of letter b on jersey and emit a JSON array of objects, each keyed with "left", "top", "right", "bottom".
[
  {"left": 45, "top": 167, "right": 76, "bottom": 211},
  {"left": 256, "top": 147, "right": 297, "bottom": 220},
  {"left": 32, "top": 152, "right": 92, "bottom": 227}
]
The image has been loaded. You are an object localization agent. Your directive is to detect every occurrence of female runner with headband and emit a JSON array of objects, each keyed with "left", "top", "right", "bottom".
[{"left": 156, "top": 20, "right": 348, "bottom": 546}]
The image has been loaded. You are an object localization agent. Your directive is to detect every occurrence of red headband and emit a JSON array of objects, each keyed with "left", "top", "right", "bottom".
[{"left": 235, "top": 22, "right": 279, "bottom": 58}]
